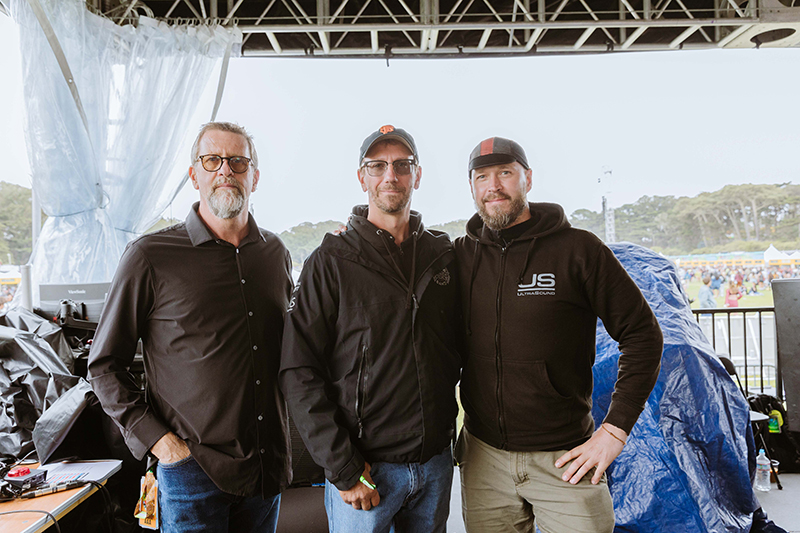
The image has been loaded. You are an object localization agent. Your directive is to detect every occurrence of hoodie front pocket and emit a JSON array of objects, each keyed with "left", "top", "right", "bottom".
[{"left": 502, "top": 360, "right": 574, "bottom": 434}]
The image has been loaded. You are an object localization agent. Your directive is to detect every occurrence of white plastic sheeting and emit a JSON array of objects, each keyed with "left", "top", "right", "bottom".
[{"left": 9, "top": 0, "right": 241, "bottom": 302}]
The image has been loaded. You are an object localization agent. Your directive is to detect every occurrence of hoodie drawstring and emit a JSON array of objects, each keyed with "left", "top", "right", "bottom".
[
  {"left": 466, "top": 238, "right": 481, "bottom": 335},
  {"left": 406, "top": 232, "right": 418, "bottom": 310},
  {"left": 517, "top": 237, "right": 538, "bottom": 286}
]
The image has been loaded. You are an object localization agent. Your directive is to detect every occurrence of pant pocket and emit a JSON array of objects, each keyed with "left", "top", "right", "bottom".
[{"left": 159, "top": 455, "right": 194, "bottom": 469}]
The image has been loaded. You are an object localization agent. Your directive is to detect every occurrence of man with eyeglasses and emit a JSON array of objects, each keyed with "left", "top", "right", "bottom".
[
  {"left": 89, "top": 122, "right": 292, "bottom": 532},
  {"left": 280, "top": 125, "right": 462, "bottom": 532}
]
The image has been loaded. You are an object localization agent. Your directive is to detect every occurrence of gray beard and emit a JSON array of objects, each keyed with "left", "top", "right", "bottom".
[
  {"left": 476, "top": 195, "right": 528, "bottom": 231},
  {"left": 208, "top": 187, "right": 246, "bottom": 219}
]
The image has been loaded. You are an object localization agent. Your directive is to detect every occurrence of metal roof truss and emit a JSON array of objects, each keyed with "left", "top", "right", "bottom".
[{"left": 77, "top": 0, "right": 800, "bottom": 57}]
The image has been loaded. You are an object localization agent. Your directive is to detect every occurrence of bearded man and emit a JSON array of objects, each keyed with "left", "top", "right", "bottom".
[
  {"left": 453, "top": 137, "right": 663, "bottom": 533},
  {"left": 89, "top": 122, "right": 293, "bottom": 533},
  {"left": 280, "top": 125, "right": 462, "bottom": 532}
]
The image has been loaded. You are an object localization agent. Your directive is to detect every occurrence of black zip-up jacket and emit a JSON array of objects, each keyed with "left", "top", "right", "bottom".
[
  {"left": 455, "top": 202, "right": 662, "bottom": 452},
  {"left": 280, "top": 206, "right": 462, "bottom": 491}
]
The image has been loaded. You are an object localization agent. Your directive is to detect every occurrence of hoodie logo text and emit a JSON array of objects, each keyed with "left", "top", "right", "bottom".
[
  {"left": 287, "top": 282, "right": 300, "bottom": 312},
  {"left": 517, "top": 273, "right": 555, "bottom": 296}
]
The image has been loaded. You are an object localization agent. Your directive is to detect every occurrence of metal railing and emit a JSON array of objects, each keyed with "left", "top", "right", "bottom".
[{"left": 691, "top": 307, "right": 782, "bottom": 400}]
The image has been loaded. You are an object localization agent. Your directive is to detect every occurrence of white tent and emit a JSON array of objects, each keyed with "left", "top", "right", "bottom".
[{"left": 764, "top": 244, "right": 790, "bottom": 264}]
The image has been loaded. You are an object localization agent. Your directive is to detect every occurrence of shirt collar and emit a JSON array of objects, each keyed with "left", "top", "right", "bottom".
[{"left": 186, "top": 202, "right": 265, "bottom": 247}]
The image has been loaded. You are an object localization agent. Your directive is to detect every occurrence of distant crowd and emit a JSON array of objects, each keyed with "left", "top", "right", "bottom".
[
  {"left": 0, "top": 284, "right": 17, "bottom": 311},
  {"left": 678, "top": 264, "right": 799, "bottom": 308}
]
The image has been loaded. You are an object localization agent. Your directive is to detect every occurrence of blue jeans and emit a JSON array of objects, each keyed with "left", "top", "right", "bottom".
[
  {"left": 157, "top": 455, "right": 280, "bottom": 533},
  {"left": 324, "top": 446, "right": 453, "bottom": 533}
]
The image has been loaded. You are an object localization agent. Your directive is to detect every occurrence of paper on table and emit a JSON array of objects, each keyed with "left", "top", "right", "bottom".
[{"left": 39, "top": 459, "right": 122, "bottom": 483}]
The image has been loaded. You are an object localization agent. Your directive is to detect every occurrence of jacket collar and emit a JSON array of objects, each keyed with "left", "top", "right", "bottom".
[
  {"left": 348, "top": 205, "right": 424, "bottom": 250},
  {"left": 186, "top": 202, "right": 264, "bottom": 247}
]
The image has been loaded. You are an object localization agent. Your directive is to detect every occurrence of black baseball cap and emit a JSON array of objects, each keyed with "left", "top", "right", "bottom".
[
  {"left": 359, "top": 125, "right": 419, "bottom": 164},
  {"left": 468, "top": 137, "right": 529, "bottom": 175}
]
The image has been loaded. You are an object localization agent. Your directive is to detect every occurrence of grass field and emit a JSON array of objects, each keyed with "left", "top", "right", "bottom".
[{"left": 683, "top": 279, "right": 775, "bottom": 309}]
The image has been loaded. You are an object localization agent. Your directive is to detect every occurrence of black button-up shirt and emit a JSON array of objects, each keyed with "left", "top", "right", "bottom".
[{"left": 88, "top": 203, "right": 293, "bottom": 497}]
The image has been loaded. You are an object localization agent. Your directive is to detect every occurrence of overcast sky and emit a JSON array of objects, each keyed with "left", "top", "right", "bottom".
[{"left": 2, "top": 13, "right": 799, "bottom": 233}]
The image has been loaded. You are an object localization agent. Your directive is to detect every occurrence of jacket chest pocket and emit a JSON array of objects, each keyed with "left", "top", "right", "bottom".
[{"left": 355, "top": 345, "right": 370, "bottom": 438}]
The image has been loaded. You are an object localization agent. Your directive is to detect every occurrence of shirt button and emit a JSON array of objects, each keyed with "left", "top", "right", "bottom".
[
  {"left": 255, "top": 380, "right": 261, "bottom": 385},
  {"left": 258, "top": 415, "right": 263, "bottom": 421},
  {"left": 241, "top": 279, "right": 246, "bottom": 284},
  {"left": 253, "top": 345, "right": 258, "bottom": 351},
  {"left": 248, "top": 311, "right": 253, "bottom": 316}
]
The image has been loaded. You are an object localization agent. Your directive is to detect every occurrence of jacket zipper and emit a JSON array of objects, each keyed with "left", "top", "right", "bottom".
[
  {"left": 495, "top": 246, "right": 508, "bottom": 446},
  {"left": 411, "top": 292, "right": 423, "bottom": 460},
  {"left": 355, "top": 345, "right": 368, "bottom": 438}
]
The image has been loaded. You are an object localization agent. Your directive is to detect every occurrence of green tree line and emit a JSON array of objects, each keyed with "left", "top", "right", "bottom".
[
  {"left": 0, "top": 182, "right": 35, "bottom": 265},
  {"left": 5, "top": 180, "right": 799, "bottom": 267},
  {"left": 570, "top": 183, "right": 800, "bottom": 255},
  {"left": 277, "top": 220, "right": 468, "bottom": 266}
]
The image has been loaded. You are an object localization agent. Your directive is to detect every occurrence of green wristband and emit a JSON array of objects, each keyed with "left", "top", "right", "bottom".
[{"left": 360, "top": 475, "right": 376, "bottom": 491}]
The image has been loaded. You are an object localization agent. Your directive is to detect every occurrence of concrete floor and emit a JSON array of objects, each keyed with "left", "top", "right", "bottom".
[
  {"left": 447, "top": 472, "right": 466, "bottom": 533},
  {"left": 278, "top": 472, "right": 800, "bottom": 532},
  {"left": 758, "top": 473, "right": 800, "bottom": 532}
]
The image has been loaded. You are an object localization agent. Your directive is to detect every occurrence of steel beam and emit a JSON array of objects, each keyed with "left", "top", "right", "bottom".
[
  {"left": 478, "top": 28, "right": 492, "bottom": 49},
  {"left": 670, "top": 23, "right": 700, "bottom": 46},
  {"left": 620, "top": 25, "right": 647, "bottom": 48},
  {"left": 238, "top": 18, "right": 758, "bottom": 33},
  {"left": 266, "top": 31, "right": 283, "bottom": 52},
  {"left": 222, "top": 0, "right": 245, "bottom": 23},
  {"left": 574, "top": 27, "right": 595, "bottom": 48},
  {"left": 95, "top": 0, "right": 800, "bottom": 58}
]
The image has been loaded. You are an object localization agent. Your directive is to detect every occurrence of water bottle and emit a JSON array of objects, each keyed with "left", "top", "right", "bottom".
[{"left": 755, "top": 449, "right": 771, "bottom": 492}]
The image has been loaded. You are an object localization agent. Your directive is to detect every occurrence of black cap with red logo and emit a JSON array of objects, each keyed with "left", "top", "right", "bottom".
[
  {"left": 359, "top": 125, "right": 419, "bottom": 164},
  {"left": 468, "top": 137, "right": 529, "bottom": 175}
]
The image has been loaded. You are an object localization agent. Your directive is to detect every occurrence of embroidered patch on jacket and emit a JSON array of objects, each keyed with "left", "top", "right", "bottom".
[{"left": 433, "top": 268, "right": 451, "bottom": 286}]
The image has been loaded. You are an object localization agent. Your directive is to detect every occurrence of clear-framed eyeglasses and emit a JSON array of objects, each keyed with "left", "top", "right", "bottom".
[
  {"left": 361, "top": 159, "right": 416, "bottom": 177},
  {"left": 197, "top": 155, "right": 253, "bottom": 174}
]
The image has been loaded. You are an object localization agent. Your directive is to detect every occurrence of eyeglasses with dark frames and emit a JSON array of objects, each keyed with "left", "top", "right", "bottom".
[
  {"left": 197, "top": 155, "right": 252, "bottom": 174},
  {"left": 361, "top": 159, "right": 416, "bottom": 177}
]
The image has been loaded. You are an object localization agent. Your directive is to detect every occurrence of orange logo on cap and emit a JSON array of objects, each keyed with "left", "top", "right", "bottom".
[{"left": 379, "top": 125, "right": 395, "bottom": 134}]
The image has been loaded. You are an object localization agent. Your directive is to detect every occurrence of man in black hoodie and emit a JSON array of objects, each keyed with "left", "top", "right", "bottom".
[
  {"left": 280, "top": 126, "right": 462, "bottom": 532},
  {"left": 454, "top": 137, "right": 663, "bottom": 533}
]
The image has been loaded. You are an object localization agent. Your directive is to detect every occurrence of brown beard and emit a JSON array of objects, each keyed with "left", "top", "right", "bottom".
[
  {"left": 371, "top": 185, "right": 412, "bottom": 214},
  {"left": 476, "top": 193, "right": 528, "bottom": 231}
]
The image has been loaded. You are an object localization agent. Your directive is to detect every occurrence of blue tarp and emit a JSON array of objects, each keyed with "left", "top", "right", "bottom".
[{"left": 594, "top": 243, "right": 758, "bottom": 532}]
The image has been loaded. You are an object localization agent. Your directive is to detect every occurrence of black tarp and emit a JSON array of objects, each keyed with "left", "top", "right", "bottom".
[{"left": 0, "top": 307, "right": 77, "bottom": 460}]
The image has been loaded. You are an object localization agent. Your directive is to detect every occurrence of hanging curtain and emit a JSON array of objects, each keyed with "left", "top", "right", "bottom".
[{"left": 9, "top": 0, "right": 240, "bottom": 302}]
